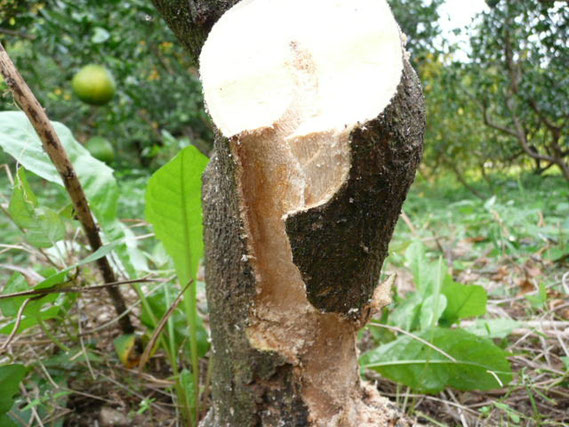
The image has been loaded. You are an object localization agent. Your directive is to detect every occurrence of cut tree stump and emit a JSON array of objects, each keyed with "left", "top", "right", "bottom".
[{"left": 152, "top": 0, "right": 425, "bottom": 425}]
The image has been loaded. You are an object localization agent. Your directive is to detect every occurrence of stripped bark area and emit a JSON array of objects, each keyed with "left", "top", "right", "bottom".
[
  {"left": 202, "top": 62, "right": 423, "bottom": 426},
  {"left": 152, "top": 0, "right": 425, "bottom": 424}
]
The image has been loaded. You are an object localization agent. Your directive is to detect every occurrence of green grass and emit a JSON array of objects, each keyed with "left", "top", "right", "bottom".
[{"left": 393, "top": 172, "right": 568, "bottom": 267}]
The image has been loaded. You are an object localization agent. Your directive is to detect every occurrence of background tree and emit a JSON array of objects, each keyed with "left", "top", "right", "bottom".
[
  {"left": 388, "top": 0, "right": 444, "bottom": 69},
  {"left": 0, "top": 0, "right": 211, "bottom": 168},
  {"left": 466, "top": 0, "right": 569, "bottom": 179}
]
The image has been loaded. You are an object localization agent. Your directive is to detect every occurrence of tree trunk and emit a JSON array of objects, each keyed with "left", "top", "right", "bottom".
[{"left": 152, "top": 1, "right": 425, "bottom": 425}]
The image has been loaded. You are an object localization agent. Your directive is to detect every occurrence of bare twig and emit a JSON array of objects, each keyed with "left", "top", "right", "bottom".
[
  {"left": 0, "top": 27, "right": 36, "bottom": 40},
  {"left": 400, "top": 210, "right": 418, "bottom": 236},
  {"left": 138, "top": 280, "right": 193, "bottom": 371},
  {"left": 0, "top": 297, "right": 32, "bottom": 351},
  {"left": 0, "top": 42, "right": 135, "bottom": 334},
  {"left": 0, "top": 277, "right": 161, "bottom": 300}
]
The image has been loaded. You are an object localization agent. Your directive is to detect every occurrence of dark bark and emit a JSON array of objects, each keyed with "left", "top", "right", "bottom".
[
  {"left": 201, "top": 135, "right": 311, "bottom": 426},
  {"left": 286, "top": 60, "right": 424, "bottom": 315},
  {"left": 201, "top": 64, "right": 423, "bottom": 426},
  {"left": 152, "top": 1, "right": 425, "bottom": 425}
]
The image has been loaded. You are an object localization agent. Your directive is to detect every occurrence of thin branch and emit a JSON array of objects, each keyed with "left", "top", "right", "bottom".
[
  {"left": 0, "top": 297, "right": 32, "bottom": 351},
  {"left": 0, "top": 42, "right": 135, "bottom": 335},
  {"left": 503, "top": 99, "right": 556, "bottom": 162},
  {"left": 138, "top": 280, "right": 193, "bottom": 371},
  {"left": 0, "top": 277, "right": 161, "bottom": 300},
  {"left": 528, "top": 98, "right": 562, "bottom": 134},
  {"left": 444, "top": 157, "right": 486, "bottom": 199},
  {"left": 481, "top": 103, "right": 519, "bottom": 139},
  {"left": 0, "top": 27, "right": 36, "bottom": 40}
]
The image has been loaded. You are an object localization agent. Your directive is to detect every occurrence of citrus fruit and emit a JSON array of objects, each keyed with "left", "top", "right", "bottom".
[
  {"left": 72, "top": 65, "right": 116, "bottom": 106},
  {"left": 85, "top": 136, "right": 115, "bottom": 163}
]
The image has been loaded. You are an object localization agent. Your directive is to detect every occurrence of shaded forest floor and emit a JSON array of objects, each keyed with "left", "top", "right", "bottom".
[{"left": 1, "top": 171, "right": 568, "bottom": 426}]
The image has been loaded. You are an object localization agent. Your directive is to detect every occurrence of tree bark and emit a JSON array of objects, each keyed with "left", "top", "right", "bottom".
[{"left": 152, "top": 1, "right": 425, "bottom": 425}]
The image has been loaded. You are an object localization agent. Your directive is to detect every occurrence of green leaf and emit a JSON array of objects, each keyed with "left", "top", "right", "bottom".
[
  {"left": 0, "top": 272, "right": 59, "bottom": 320},
  {"left": 0, "top": 242, "right": 118, "bottom": 330},
  {"left": 0, "top": 364, "right": 26, "bottom": 416},
  {"left": 525, "top": 282, "right": 547, "bottom": 308},
  {"left": 114, "top": 334, "right": 138, "bottom": 368},
  {"left": 405, "top": 241, "right": 428, "bottom": 291},
  {"left": 361, "top": 327, "right": 513, "bottom": 393},
  {"left": 91, "top": 27, "right": 110, "bottom": 43},
  {"left": 0, "top": 307, "right": 61, "bottom": 335},
  {"left": 405, "top": 243, "right": 447, "bottom": 297},
  {"left": 464, "top": 318, "right": 520, "bottom": 339},
  {"left": 494, "top": 402, "right": 522, "bottom": 424},
  {"left": 389, "top": 293, "right": 422, "bottom": 331},
  {"left": 9, "top": 168, "right": 65, "bottom": 248},
  {"left": 562, "top": 357, "right": 569, "bottom": 371},
  {"left": 1, "top": 273, "right": 31, "bottom": 317},
  {"left": 0, "top": 112, "right": 136, "bottom": 276},
  {"left": 179, "top": 369, "right": 196, "bottom": 413},
  {"left": 36, "top": 240, "right": 120, "bottom": 290},
  {"left": 140, "top": 287, "right": 210, "bottom": 358},
  {"left": 0, "top": 414, "right": 17, "bottom": 427},
  {"left": 440, "top": 277, "right": 487, "bottom": 326},
  {"left": 419, "top": 294, "right": 447, "bottom": 331},
  {"left": 145, "top": 145, "right": 209, "bottom": 284}
]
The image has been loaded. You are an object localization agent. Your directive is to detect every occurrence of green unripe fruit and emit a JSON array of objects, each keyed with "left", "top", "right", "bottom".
[
  {"left": 86, "top": 136, "right": 115, "bottom": 163},
  {"left": 72, "top": 65, "right": 116, "bottom": 106}
]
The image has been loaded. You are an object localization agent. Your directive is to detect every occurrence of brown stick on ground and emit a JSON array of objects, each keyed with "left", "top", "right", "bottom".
[{"left": 0, "top": 42, "right": 135, "bottom": 335}]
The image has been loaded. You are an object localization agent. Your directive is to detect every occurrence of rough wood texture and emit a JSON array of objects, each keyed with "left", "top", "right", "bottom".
[
  {"left": 202, "top": 134, "right": 311, "bottom": 426},
  {"left": 151, "top": 1, "right": 425, "bottom": 425},
  {"left": 286, "top": 60, "right": 424, "bottom": 316},
  {"left": 201, "top": 63, "right": 424, "bottom": 427}
]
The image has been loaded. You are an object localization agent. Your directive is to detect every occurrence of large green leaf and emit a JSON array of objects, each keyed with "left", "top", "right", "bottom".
[
  {"left": 389, "top": 293, "right": 422, "bottom": 331},
  {"left": 0, "top": 364, "right": 26, "bottom": 417},
  {"left": 145, "top": 145, "right": 209, "bottom": 284},
  {"left": 0, "top": 111, "right": 136, "bottom": 276},
  {"left": 0, "top": 112, "right": 116, "bottom": 221},
  {"left": 405, "top": 241, "right": 428, "bottom": 291},
  {"left": 361, "top": 327, "right": 513, "bottom": 393},
  {"left": 0, "top": 273, "right": 56, "bottom": 318},
  {"left": 0, "top": 307, "right": 61, "bottom": 335},
  {"left": 405, "top": 242, "right": 446, "bottom": 296},
  {"left": 419, "top": 294, "right": 447, "bottom": 331}
]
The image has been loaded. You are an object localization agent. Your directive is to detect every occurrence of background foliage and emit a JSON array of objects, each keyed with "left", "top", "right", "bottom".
[{"left": 0, "top": 0, "right": 212, "bottom": 171}]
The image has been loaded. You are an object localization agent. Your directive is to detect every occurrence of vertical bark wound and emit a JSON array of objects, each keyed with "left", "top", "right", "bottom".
[
  {"left": 229, "top": 43, "right": 404, "bottom": 424},
  {"left": 153, "top": 0, "right": 424, "bottom": 424}
]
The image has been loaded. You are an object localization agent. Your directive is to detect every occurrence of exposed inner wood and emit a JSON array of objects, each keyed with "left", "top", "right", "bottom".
[
  {"left": 231, "top": 43, "right": 374, "bottom": 423},
  {"left": 200, "top": 0, "right": 403, "bottom": 138}
]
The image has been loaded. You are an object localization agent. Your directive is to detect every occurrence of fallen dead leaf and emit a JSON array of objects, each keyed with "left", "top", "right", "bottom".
[{"left": 517, "top": 278, "right": 536, "bottom": 296}]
